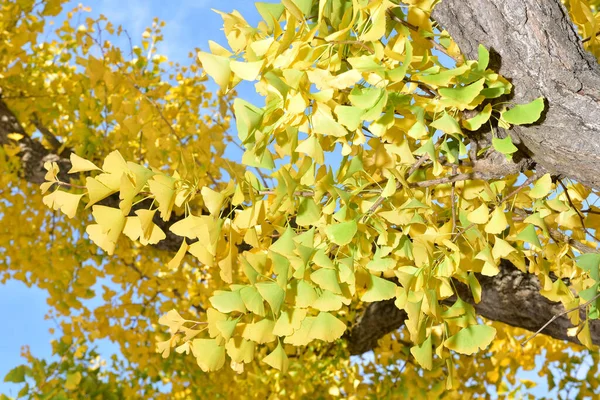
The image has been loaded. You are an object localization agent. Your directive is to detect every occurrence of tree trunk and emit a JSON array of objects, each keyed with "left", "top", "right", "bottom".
[{"left": 433, "top": 0, "right": 600, "bottom": 190}]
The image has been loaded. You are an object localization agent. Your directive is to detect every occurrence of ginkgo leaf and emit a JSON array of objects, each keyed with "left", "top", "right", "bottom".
[
  {"left": 168, "top": 239, "right": 189, "bottom": 270},
  {"left": 201, "top": 186, "right": 226, "bottom": 215},
  {"left": 439, "top": 78, "right": 485, "bottom": 109},
  {"left": 477, "top": 44, "right": 489, "bottom": 71},
  {"left": 325, "top": 220, "right": 357, "bottom": 246},
  {"left": 230, "top": 60, "right": 264, "bottom": 81},
  {"left": 198, "top": 51, "right": 231, "bottom": 91},
  {"left": 430, "top": 112, "right": 462, "bottom": 135},
  {"left": 485, "top": 207, "right": 508, "bottom": 234},
  {"left": 273, "top": 308, "right": 307, "bottom": 336},
  {"left": 361, "top": 274, "right": 397, "bottom": 302},
  {"left": 463, "top": 104, "right": 492, "bottom": 131},
  {"left": 255, "top": 282, "right": 285, "bottom": 315},
  {"left": 148, "top": 174, "right": 177, "bottom": 220},
  {"left": 240, "top": 286, "right": 266, "bottom": 317},
  {"left": 516, "top": 224, "right": 542, "bottom": 249},
  {"left": 467, "top": 204, "right": 490, "bottom": 224},
  {"left": 226, "top": 338, "right": 255, "bottom": 364},
  {"left": 529, "top": 173, "right": 552, "bottom": 199},
  {"left": 86, "top": 176, "right": 116, "bottom": 208},
  {"left": 68, "top": 153, "right": 101, "bottom": 173},
  {"left": 243, "top": 318, "right": 277, "bottom": 344},
  {"left": 296, "top": 135, "right": 324, "bottom": 165},
  {"left": 42, "top": 190, "right": 83, "bottom": 219},
  {"left": 310, "top": 268, "right": 342, "bottom": 294},
  {"left": 502, "top": 97, "right": 545, "bottom": 125},
  {"left": 215, "top": 319, "right": 238, "bottom": 341},
  {"left": 444, "top": 325, "right": 497, "bottom": 355},
  {"left": 309, "top": 312, "right": 346, "bottom": 342},
  {"left": 122, "top": 213, "right": 166, "bottom": 246},
  {"left": 492, "top": 136, "right": 518, "bottom": 156},
  {"left": 210, "top": 290, "right": 247, "bottom": 314},
  {"left": 158, "top": 309, "right": 186, "bottom": 335},
  {"left": 192, "top": 339, "right": 226, "bottom": 372},
  {"left": 86, "top": 206, "right": 126, "bottom": 255},
  {"left": 262, "top": 342, "right": 288, "bottom": 372},
  {"left": 411, "top": 335, "right": 433, "bottom": 370}
]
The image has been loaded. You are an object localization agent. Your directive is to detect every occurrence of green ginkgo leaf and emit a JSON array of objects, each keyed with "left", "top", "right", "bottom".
[
  {"left": 515, "top": 224, "right": 542, "bottom": 249},
  {"left": 210, "top": 290, "right": 247, "bottom": 314},
  {"left": 309, "top": 312, "right": 346, "bottom": 342},
  {"left": 492, "top": 136, "right": 518, "bottom": 156},
  {"left": 502, "top": 97, "right": 545, "bottom": 125},
  {"left": 361, "top": 274, "right": 396, "bottom": 302},
  {"left": 410, "top": 335, "right": 433, "bottom": 370},
  {"left": 439, "top": 78, "right": 485, "bottom": 109},
  {"left": 443, "top": 325, "right": 497, "bottom": 355},
  {"left": 263, "top": 341, "right": 289, "bottom": 372},
  {"left": 325, "top": 220, "right": 357, "bottom": 246},
  {"left": 240, "top": 286, "right": 266, "bottom": 316},
  {"left": 192, "top": 339, "right": 226, "bottom": 372},
  {"left": 256, "top": 282, "right": 285, "bottom": 315}
]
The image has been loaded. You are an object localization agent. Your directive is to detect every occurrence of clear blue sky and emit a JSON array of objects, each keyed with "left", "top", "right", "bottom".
[{"left": 0, "top": 1, "right": 586, "bottom": 397}]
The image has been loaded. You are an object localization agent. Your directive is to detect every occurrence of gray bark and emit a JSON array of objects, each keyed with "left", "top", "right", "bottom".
[{"left": 433, "top": 0, "right": 600, "bottom": 190}]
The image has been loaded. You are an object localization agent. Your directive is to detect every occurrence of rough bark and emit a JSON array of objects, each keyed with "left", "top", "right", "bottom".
[
  {"left": 433, "top": 0, "right": 600, "bottom": 190},
  {"left": 349, "top": 262, "right": 600, "bottom": 355}
]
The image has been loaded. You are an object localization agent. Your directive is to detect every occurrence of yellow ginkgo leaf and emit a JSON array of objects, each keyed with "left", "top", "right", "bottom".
[
  {"left": 201, "top": 187, "right": 226, "bottom": 215},
  {"left": 85, "top": 206, "right": 126, "bottom": 255},
  {"left": 529, "top": 173, "right": 552, "bottom": 199},
  {"left": 230, "top": 59, "right": 264, "bottom": 81},
  {"left": 68, "top": 153, "right": 101, "bottom": 173},
  {"left": 198, "top": 51, "right": 231, "bottom": 91},
  {"left": 467, "top": 203, "right": 490, "bottom": 224},
  {"left": 168, "top": 239, "right": 189, "bottom": 270},
  {"left": 123, "top": 213, "right": 166, "bottom": 246},
  {"left": 42, "top": 191, "right": 83, "bottom": 219},
  {"left": 148, "top": 174, "right": 178, "bottom": 221},
  {"left": 485, "top": 207, "right": 508, "bottom": 234}
]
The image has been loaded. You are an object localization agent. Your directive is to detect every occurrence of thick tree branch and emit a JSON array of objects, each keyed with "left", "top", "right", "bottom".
[{"left": 349, "top": 261, "right": 600, "bottom": 355}]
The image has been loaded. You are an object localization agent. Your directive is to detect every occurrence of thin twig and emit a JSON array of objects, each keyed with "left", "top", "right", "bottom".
[
  {"left": 451, "top": 164, "right": 457, "bottom": 233},
  {"left": 365, "top": 153, "right": 431, "bottom": 218},
  {"left": 558, "top": 179, "right": 594, "bottom": 238},
  {"left": 501, "top": 172, "right": 541, "bottom": 204},
  {"left": 582, "top": 31, "right": 600, "bottom": 44},
  {"left": 521, "top": 292, "right": 600, "bottom": 347},
  {"left": 387, "top": 11, "right": 463, "bottom": 63},
  {"left": 331, "top": 40, "right": 375, "bottom": 54},
  {"left": 31, "top": 114, "right": 62, "bottom": 153}
]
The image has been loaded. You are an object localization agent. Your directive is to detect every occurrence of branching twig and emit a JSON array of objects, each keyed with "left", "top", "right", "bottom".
[
  {"left": 331, "top": 40, "right": 375, "bottom": 54},
  {"left": 521, "top": 292, "right": 600, "bottom": 347},
  {"left": 451, "top": 164, "right": 457, "bottom": 233},
  {"left": 387, "top": 11, "right": 463, "bottom": 63}
]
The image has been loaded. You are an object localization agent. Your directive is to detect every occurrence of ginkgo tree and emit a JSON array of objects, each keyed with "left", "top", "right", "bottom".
[{"left": 2, "top": 0, "right": 600, "bottom": 398}]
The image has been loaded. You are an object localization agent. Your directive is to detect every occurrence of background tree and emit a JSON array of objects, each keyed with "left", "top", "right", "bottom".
[{"left": 2, "top": 0, "right": 600, "bottom": 398}]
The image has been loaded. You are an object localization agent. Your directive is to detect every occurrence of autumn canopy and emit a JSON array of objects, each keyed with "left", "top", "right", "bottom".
[{"left": 2, "top": 0, "right": 600, "bottom": 398}]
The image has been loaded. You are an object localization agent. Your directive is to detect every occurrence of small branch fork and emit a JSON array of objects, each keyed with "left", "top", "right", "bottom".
[{"left": 521, "top": 292, "right": 600, "bottom": 347}]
